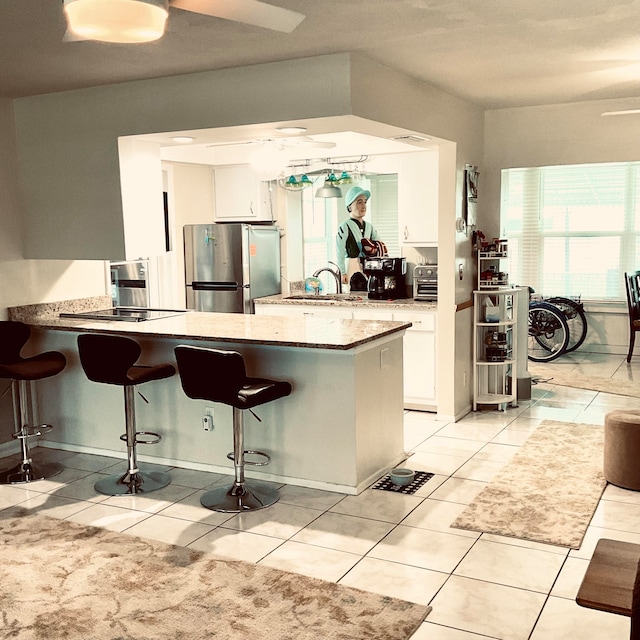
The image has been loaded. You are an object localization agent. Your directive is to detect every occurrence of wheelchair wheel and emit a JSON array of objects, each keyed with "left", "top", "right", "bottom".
[
  {"left": 546, "top": 296, "right": 588, "bottom": 353},
  {"left": 528, "top": 301, "right": 570, "bottom": 362}
]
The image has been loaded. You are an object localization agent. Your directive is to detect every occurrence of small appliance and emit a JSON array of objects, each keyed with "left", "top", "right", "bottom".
[
  {"left": 413, "top": 264, "right": 438, "bottom": 301},
  {"left": 110, "top": 260, "right": 149, "bottom": 307},
  {"left": 363, "top": 257, "right": 406, "bottom": 300}
]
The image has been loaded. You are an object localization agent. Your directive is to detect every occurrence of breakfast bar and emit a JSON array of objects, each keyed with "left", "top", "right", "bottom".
[{"left": 10, "top": 297, "right": 410, "bottom": 494}]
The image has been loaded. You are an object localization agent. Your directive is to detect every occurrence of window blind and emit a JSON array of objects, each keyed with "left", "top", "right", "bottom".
[{"left": 501, "top": 162, "right": 640, "bottom": 301}]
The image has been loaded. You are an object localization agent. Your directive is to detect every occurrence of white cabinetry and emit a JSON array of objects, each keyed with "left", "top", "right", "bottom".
[
  {"left": 255, "top": 302, "right": 437, "bottom": 411},
  {"left": 397, "top": 151, "right": 438, "bottom": 246},
  {"left": 393, "top": 310, "right": 437, "bottom": 410},
  {"left": 254, "top": 304, "right": 352, "bottom": 319},
  {"left": 213, "top": 165, "right": 273, "bottom": 222},
  {"left": 473, "top": 289, "right": 518, "bottom": 411}
]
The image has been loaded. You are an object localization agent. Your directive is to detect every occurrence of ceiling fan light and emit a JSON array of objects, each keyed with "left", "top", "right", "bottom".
[{"left": 64, "top": 0, "right": 169, "bottom": 44}]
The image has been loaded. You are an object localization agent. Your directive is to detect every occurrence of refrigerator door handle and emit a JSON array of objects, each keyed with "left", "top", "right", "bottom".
[{"left": 192, "top": 281, "right": 239, "bottom": 291}]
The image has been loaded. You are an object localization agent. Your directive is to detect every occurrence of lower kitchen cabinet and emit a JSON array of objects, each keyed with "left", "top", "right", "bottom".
[
  {"left": 254, "top": 304, "right": 353, "bottom": 319},
  {"left": 351, "top": 307, "right": 437, "bottom": 411},
  {"left": 256, "top": 302, "right": 437, "bottom": 411},
  {"left": 393, "top": 311, "right": 437, "bottom": 411}
]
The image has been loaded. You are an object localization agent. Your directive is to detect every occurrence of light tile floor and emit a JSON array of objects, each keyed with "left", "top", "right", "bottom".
[{"left": 2, "top": 351, "right": 640, "bottom": 639}]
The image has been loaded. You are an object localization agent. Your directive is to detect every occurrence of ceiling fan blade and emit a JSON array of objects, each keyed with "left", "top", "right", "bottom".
[{"left": 170, "top": 0, "right": 305, "bottom": 33}]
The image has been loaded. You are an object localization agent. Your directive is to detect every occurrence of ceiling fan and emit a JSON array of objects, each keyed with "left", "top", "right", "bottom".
[{"left": 63, "top": 0, "right": 306, "bottom": 44}]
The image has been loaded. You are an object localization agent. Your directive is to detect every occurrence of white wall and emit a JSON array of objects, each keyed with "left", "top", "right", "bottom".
[
  {"left": 10, "top": 53, "right": 485, "bottom": 419},
  {"left": 0, "top": 98, "right": 107, "bottom": 320},
  {"left": 483, "top": 96, "right": 640, "bottom": 355},
  {"left": 349, "top": 55, "right": 484, "bottom": 419}
]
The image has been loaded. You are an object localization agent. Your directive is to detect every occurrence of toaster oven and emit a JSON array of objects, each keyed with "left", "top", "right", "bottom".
[{"left": 413, "top": 265, "right": 437, "bottom": 301}]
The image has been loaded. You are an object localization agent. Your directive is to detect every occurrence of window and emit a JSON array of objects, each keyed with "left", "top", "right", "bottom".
[
  {"left": 501, "top": 162, "right": 640, "bottom": 301},
  {"left": 301, "top": 174, "right": 399, "bottom": 289}
]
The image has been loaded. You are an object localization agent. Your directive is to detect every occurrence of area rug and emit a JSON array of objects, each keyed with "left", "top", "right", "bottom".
[
  {"left": 0, "top": 511, "right": 430, "bottom": 640},
  {"left": 451, "top": 420, "right": 606, "bottom": 548},
  {"left": 533, "top": 371, "right": 640, "bottom": 398}
]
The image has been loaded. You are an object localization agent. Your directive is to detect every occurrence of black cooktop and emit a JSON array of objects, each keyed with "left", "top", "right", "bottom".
[{"left": 59, "top": 308, "right": 187, "bottom": 322}]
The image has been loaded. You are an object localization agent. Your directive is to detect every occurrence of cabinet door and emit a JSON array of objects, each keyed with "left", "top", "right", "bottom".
[
  {"left": 394, "top": 311, "right": 437, "bottom": 407},
  {"left": 213, "top": 166, "right": 273, "bottom": 221},
  {"left": 402, "top": 330, "right": 436, "bottom": 403},
  {"left": 397, "top": 153, "right": 438, "bottom": 246}
]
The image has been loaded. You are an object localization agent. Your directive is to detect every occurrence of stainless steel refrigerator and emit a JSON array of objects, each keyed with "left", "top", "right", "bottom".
[{"left": 184, "top": 223, "right": 281, "bottom": 313}]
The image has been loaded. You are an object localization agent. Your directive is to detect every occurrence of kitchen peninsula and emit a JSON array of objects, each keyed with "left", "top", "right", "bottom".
[{"left": 9, "top": 297, "right": 410, "bottom": 494}]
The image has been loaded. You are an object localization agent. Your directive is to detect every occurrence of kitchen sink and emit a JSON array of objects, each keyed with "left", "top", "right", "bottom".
[{"left": 285, "top": 294, "right": 366, "bottom": 302}]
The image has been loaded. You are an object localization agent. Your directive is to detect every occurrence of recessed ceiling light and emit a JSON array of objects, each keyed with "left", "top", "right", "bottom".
[
  {"left": 172, "top": 136, "right": 196, "bottom": 143},
  {"left": 276, "top": 126, "right": 308, "bottom": 134},
  {"left": 601, "top": 109, "right": 640, "bottom": 117}
]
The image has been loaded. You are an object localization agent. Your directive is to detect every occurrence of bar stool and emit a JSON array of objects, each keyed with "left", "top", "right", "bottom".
[
  {"left": 77, "top": 334, "right": 175, "bottom": 495},
  {"left": 174, "top": 345, "right": 292, "bottom": 512},
  {"left": 0, "top": 321, "right": 66, "bottom": 483}
]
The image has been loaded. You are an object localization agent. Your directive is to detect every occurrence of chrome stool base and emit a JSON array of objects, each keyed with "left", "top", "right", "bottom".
[
  {"left": 200, "top": 480, "right": 279, "bottom": 513},
  {"left": 0, "top": 460, "right": 63, "bottom": 484},
  {"left": 95, "top": 468, "right": 171, "bottom": 496}
]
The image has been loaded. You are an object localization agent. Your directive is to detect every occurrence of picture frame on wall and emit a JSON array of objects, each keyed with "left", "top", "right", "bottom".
[{"left": 464, "top": 164, "right": 479, "bottom": 228}]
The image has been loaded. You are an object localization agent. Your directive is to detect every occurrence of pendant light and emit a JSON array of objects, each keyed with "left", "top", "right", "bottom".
[
  {"left": 315, "top": 172, "right": 342, "bottom": 198},
  {"left": 277, "top": 173, "right": 313, "bottom": 192},
  {"left": 63, "top": 0, "right": 169, "bottom": 44}
]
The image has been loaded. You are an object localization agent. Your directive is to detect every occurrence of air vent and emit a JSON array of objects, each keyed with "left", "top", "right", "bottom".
[{"left": 391, "top": 135, "right": 430, "bottom": 143}]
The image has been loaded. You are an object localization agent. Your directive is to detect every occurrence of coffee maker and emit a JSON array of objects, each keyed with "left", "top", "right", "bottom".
[{"left": 363, "top": 257, "right": 406, "bottom": 300}]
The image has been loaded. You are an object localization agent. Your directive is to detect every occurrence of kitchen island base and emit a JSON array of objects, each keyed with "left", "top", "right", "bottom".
[{"left": 29, "top": 329, "right": 407, "bottom": 495}]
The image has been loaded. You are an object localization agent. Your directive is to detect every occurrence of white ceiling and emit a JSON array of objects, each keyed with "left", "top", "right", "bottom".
[{"left": 4, "top": 0, "right": 640, "bottom": 111}]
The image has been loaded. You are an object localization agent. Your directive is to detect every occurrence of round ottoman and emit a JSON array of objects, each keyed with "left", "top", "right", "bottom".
[{"left": 604, "top": 409, "right": 640, "bottom": 490}]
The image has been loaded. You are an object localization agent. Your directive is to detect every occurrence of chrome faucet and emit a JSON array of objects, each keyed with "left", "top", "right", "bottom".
[{"left": 312, "top": 261, "right": 343, "bottom": 294}]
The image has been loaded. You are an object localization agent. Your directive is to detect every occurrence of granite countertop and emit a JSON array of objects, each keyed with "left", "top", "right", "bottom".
[
  {"left": 9, "top": 297, "right": 410, "bottom": 351},
  {"left": 254, "top": 293, "right": 437, "bottom": 311}
]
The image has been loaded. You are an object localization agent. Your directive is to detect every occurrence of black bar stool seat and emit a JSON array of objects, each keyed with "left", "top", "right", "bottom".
[
  {"left": 175, "top": 345, "right": 291, "bottom": 512},
  {"left": 0, "top": 321, "right": 66, "bottom": 483},
  {"left": 78, "top": 334, "right": 175, "bottom": 495}
]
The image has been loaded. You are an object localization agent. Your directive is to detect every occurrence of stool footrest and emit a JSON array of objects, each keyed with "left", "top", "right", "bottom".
[
  {"left": 119, "top": 431, "right": 162, "bottom": 445},
  {"left": 226, "top": 450, "right": 271, "bottom": 466},
  {"left": 13, "top": 424, "right": 54, "bottom": 439}
]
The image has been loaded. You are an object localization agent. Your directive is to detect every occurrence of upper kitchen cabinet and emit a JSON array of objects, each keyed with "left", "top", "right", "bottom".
[
  {"left": 397, "top": 151, "right": 439, "bottom": 246},
  {"left": 213, "top": 165, "right": 274, "bottom": 222}
]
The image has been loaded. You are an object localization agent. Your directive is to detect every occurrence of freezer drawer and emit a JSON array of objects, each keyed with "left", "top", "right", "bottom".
[{"left": 186, "top": 282, "right": 245, "bottom": 313}]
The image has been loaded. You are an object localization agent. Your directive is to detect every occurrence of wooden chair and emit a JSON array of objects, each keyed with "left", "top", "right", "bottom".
[
  {"left": 625, "top": 271, "right": 640, "bottom": 362},
  {"left": 576, "top": 538, "right": 640, "bottom": 639}
]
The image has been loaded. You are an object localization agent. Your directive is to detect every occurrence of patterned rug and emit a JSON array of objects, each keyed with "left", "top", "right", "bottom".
[
  {"left": 0, "top": 511, "right": 430, "bottom": 640},
  {"left": 451, "top": 420, "right": 606, "bottom": 549}
]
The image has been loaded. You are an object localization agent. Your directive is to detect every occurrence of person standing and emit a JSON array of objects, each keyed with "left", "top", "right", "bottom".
[{"left": 336, "top": 186, "right": 384, "bottom": 283}]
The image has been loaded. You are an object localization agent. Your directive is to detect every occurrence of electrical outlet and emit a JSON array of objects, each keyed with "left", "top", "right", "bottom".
[{"left": 202, "top": 407, "right": 215, "bottom": 431}]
